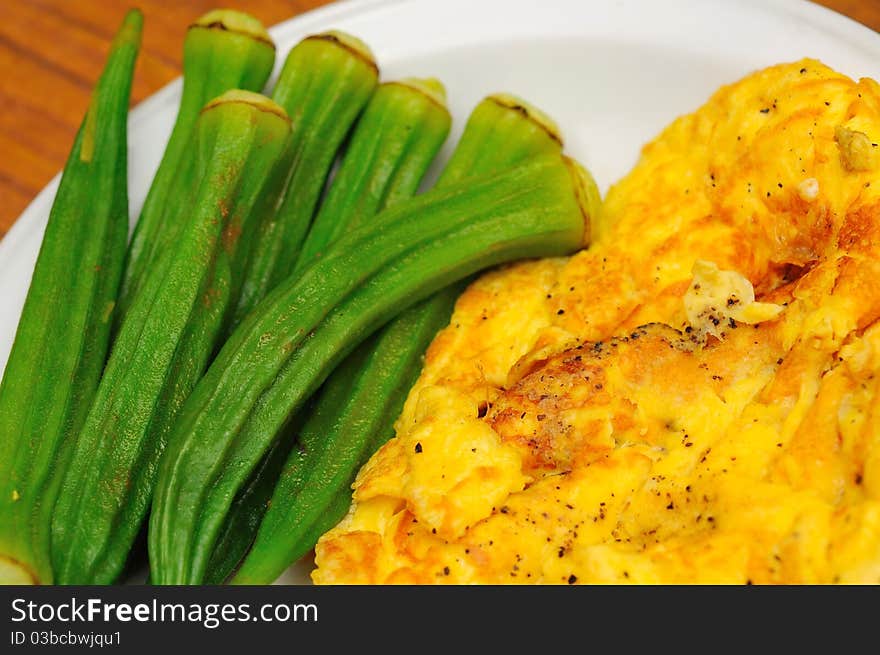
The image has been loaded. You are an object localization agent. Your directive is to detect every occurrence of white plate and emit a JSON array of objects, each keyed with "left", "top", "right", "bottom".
[{"left": 1, "top": 0, "right": 878, "bottom": 584}]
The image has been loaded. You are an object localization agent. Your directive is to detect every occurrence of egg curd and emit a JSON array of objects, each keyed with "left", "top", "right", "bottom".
[{"left": 313, "top": 60, "right": 880, "bottom": 584}]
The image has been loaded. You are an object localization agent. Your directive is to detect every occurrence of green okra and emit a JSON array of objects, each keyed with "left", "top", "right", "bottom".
[
  {"left": 203, "top": 429, "right": 299, "bottom": 585},
  {"left": 294, "top": 77, "right": 451, "bottom": 270},
  {"left": 231, "top": 284, "right": 463, "bottom": 584},
  {"left": 204, "top": 77, "right": 452, "bottom": 583},
  {"left": 149, "top": 149, "right": 594, "bottom": 585},
  {"left": 438, "top": 93, "right": 565, "bottom": 185},
  {"left": 117, "top": 9, "right": 275, "bottom": 325},
  {"left": 230, "top": 31, "right": 379, "bottom": 329},
  {"left": 227, "top": 93, "right": 575, "bottom": 584},
  {"left": 0, "top": 10, "right": 142, "bottom": 586},
  {"left": 50, "top": 91, "right": 291, "bottom": 585}
]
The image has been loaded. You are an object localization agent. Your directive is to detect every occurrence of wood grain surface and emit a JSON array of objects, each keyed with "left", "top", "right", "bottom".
[{"left": 0, "top": 0, "right": 877, "bottom": 238}]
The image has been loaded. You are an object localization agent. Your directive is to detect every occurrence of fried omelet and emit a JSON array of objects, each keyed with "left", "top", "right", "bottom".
[{"left": 313, "top": 59, "right": 880, "bottom": 584}]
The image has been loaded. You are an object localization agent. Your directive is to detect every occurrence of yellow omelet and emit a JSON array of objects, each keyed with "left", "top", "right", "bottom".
[{"left": 313, "top": 59, "right": 880, "bottom": 584}]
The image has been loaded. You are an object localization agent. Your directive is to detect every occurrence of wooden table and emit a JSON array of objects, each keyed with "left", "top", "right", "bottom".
[{"left": 1, "top": 0, "right": 877, "bottom": 238}]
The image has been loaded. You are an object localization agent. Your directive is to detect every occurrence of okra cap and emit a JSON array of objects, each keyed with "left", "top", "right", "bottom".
[
  {"left": 190, "top": 9, "right": 275, "bottom": 49},
  {"left": 0, "top": 555, "right": 38, "bottom": 585},
  {"left": 488, "top": 93, "right": 564, "bottom": 146},
  {"left": 563, "top": 155, "right": 602, "bottom": 248},
  {"left": 387, "top": 77, "right": 448, "bottom": 109},
  {"left": 305, "top": 30, "right": 378, "bottom": 74},
  {"left": 201, "top": 89, "right": 290, "bottom": 123}
]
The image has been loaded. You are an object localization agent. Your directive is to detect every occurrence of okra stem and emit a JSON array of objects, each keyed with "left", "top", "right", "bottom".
[{"left": 0, "top": 10, "right": 142, "bottom": 585}]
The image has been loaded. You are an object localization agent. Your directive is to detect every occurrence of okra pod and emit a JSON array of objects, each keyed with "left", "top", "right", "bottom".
[
  {"left": 231, "top": 284, "right": 463, "bottom": 584},
  {"left": 51, "top": 91, "right": 291, "bottom": 584},
  {"left": 294, "top": 78, "right": 450, "bottom": 269},
  {"left": 205, "top": 78, "right": 451, "bottom": 582},
  {"left": 230, "top": 31, "right": 379, "bottom": 328},
  {"left": 229, "top": 93, "right": 574, "bottom": 584},
  {"left": 203, "top": 429, "right": 299, "bottom": 585},
  {"left": 437, "top": 93, "right": 564, "bottom": 185},
  {"left": 0, "top": 11, "right": 142, "bottom": 586},
  {"left": 118, "top": 10, "right": 275, "bottom": 324},
  {"left": 150, "top": 150, "right": 592, "bottom": 585}
]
